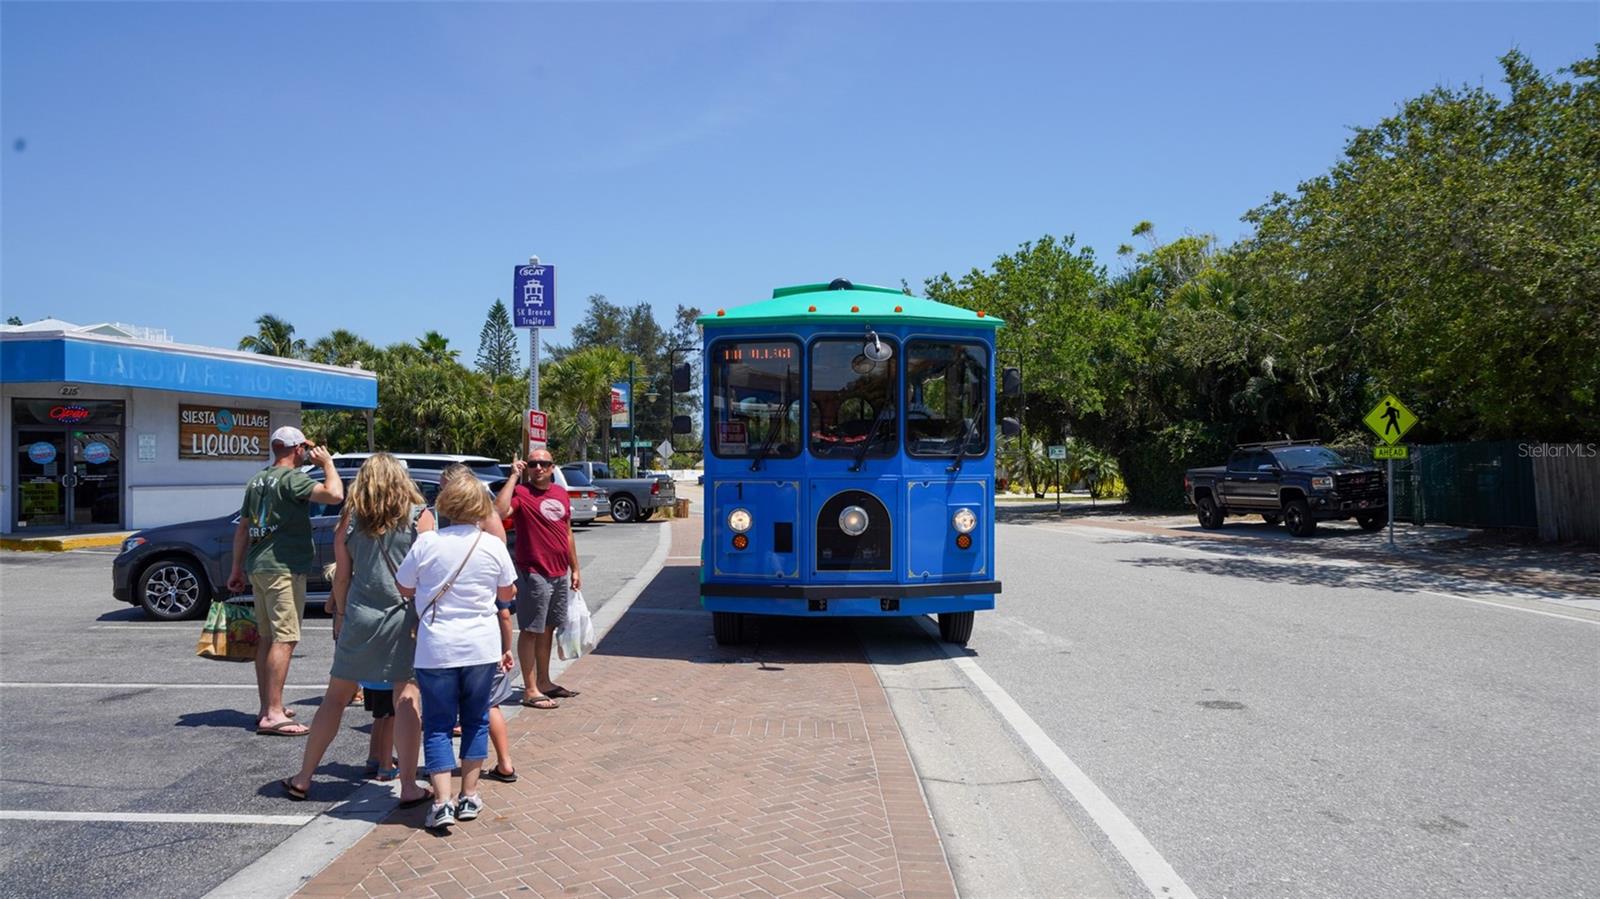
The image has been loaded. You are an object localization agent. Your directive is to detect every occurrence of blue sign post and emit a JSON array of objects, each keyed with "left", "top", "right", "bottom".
[
  {"left": 513, "top": 264, "right": 556, "bottom": 328},
  {"left": 514, "top": 259, "right": 556, "bottom": 452}
]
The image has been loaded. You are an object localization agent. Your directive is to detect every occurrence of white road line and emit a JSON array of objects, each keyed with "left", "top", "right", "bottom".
[
  {"left": 921, "top": 618, "right": 1198, "bottom": 899},
  {"left": 0, "top": 682, "right": 330, "bottom": 690},
  {"left": 0, "top": 810, "right": 313, "bottom": 826},
  {"left": 1418, "top": 590, "right": 1600, "bottom": 625}
]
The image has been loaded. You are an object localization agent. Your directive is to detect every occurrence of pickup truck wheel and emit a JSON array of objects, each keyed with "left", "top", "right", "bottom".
[
  {"left": 1357, "top": 513, "right": 1385, "bottom": 531},
  {"left": 638, "top": 508, "right": 654, "bottom": 521},
  {"left": 712, "top": 611, "right": 746, "bottom": 645},
  {"left": 1196, "top": 496, "right": 1224, "bottom": 529},
  {"left": 138, "top": 557, "right": 213, "bottom": 621},
  {"left": 1284, "top": 499, "right": 1317, "bottom": 537},
  {"left": 610, "top": 495, "right": 638, "bottom": 523},
  {"left": 1262, "top": 513, "right": 1282, "bottom": 526}
]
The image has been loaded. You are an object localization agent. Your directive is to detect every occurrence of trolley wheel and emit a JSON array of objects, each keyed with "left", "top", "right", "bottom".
[
  {"left": 937, "top": 611, "right": 974, "bottom": 646},
  {"left": 712, "top": 611, "right": 746, "bottom": 645}
]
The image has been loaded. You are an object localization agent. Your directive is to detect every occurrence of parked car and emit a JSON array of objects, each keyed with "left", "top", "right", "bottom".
[
  {"left": 560, "top": 461, "right": 675, "bottom": 523},
  {"left": 560, "top": 465, "right": 609, "bottom": 525},
  {"left": 1185, "top": 440, "right": 1386, "bottom": 537},
  {"left": 112, "top": 461, "right": 510, "bottom": 621},
  {"left": 334, "top": 452, "right": 502, "bottom": 479}
]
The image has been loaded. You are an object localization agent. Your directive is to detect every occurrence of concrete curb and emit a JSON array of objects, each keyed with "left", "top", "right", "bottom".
[
  {"left": 0, "top": 532, "right": 131, "bottom": 552},
  {"left": 204, "top": 521, "right": 675, "bottom": 899}
]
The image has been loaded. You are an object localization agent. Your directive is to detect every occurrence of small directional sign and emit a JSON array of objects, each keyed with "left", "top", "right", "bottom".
[
  {"left": 1047, "top": 445, "right": 1067, "bottom": 460},
  {"left": 1363, "top": 394, "right": 1417, "bottom": 446},
  {"left": 1374, "top": 445, "right": 1409, "bottom": 460}
]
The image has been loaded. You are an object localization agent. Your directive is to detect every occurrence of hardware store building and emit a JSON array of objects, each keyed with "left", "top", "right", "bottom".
[{"left": 1, "top": 321, "right": 377, "bottom": 535}]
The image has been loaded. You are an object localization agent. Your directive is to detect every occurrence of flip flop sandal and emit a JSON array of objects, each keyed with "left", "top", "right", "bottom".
[
  {"left": 257, "top": 720, "right": 310, "bottom": 737},
  {"left": 520, "top": 696, "right": 559, "bottom": 710},
  {"left": 376, "top": 767, "right": 400, "bottom": 782},
  {"left": 482, "top": 767, "right": 519, "bottom": 784},
  {"left": 545, "top": 685, "right": 580, "bottom": 699},
  {"left": 281, "top": 778, "right": 309, "bottom": 802},
  {"left": 398, "top": 789, "right": 435, "bottom": 809}
]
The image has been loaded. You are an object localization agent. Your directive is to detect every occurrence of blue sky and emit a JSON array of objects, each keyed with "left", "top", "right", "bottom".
[{"left": 3, "top": 2, "right": 1595, "bottom": 359}]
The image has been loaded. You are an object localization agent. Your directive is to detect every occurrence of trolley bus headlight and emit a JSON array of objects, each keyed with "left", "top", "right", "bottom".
[
  {"left": 727, "top": 508, "right": 753, "bottom": 533},
  {"left": 838, "top": 505, "right": 869, "bottom": 536},
  {"left": 952, "top": 507, "right": 977, "bottom": 534}
]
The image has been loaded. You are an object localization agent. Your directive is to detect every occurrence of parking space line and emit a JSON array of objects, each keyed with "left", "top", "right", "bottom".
[
  {"left": 89, "top": 624, "right": 333, "bottom": 631},
  {"left": 0, "top": 682, "right": 329, "bottom": 690},
  {"left": 0, "top": 810, "right": 314, "bottom": 826}
]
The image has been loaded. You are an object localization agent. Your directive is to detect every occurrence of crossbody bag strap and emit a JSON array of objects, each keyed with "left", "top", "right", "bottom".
[{"left": 417, "top": 529, "right": 484, "bottom": 626}]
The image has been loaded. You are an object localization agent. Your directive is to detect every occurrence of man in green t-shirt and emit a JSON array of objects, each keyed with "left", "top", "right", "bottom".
[{"left": 227, "top": 426, "right": 344, "bottom": 736}]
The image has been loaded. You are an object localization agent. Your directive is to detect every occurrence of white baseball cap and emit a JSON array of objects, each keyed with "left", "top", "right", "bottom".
[{"left": 270, "top": 426, "right": 308, "bottom": 447}]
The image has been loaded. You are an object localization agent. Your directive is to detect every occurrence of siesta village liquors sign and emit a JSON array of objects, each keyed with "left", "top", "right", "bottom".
[{"left": 179, "top": 404, "right": 271, "bottom": 461}]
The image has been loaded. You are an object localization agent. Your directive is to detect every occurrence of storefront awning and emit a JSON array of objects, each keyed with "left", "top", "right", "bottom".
[{"left": 1, "top": 332, "right": 377, "bottom": 410}]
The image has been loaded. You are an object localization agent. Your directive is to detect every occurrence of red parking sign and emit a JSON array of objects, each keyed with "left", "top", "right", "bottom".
[{"left": 528, "top": 409, "right": 548, "bottom": 446}]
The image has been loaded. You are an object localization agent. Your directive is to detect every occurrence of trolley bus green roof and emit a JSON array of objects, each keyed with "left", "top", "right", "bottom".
[{"left": 700, "top": 282, "right": 1004, "bottom": 329}]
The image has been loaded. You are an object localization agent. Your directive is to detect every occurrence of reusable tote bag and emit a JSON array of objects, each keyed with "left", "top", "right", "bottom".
[{"left": 196, "top": 599, "right": 260, "bottom": 662}]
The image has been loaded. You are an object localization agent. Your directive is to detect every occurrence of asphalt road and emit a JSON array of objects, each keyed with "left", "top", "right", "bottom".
[
  {"left": 968, "top": 518, "right": 1599, "bottom": 898},
  {"left": 0, "top": 517, "right": 666, "bottom": 899}
]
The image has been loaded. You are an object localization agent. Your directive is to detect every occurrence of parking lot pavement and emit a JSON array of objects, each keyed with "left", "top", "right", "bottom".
[{"left": 0, "top": 517, "right": 666, "bottom": 899}]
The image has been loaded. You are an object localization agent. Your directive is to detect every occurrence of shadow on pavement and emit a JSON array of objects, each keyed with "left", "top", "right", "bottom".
[{"left": 592, "top": 563, "right": 968, "bottom": 666}]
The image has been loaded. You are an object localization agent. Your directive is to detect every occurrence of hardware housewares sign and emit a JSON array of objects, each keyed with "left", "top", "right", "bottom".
[{"left": 179, "top": 405, "right": 271, "bottom": 460}]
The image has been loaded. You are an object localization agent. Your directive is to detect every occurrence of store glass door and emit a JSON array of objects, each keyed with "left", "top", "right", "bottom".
[
  {"left": 15, "top": 431, "right": 69, "bottom": 529},
  {"left": 71, "top": 430, "right": 123, "bottom": 525},
  {"left": 11, "top": 399, "right": 126, "bottom": 531}
]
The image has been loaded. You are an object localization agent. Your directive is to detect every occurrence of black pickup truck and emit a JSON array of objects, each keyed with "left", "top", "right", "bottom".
[{"left": 1184, "top": 441, "right": 1386, "bottom": 537}]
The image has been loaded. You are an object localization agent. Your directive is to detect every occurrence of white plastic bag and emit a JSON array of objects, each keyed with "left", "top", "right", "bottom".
[{"left": 556, "top": 588, "right": 596, "bottom": 660}]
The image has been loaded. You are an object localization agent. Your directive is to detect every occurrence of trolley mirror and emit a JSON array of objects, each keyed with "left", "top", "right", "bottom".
[
  {"left": 1002, "top": 367, "right": 1021, "bottom": 397},
  {"left": 1001, "top": 417, "right": 1021, "bottom": 437},
  {"left": 673, "top": 414, "right": 694, "bottom": 435}
]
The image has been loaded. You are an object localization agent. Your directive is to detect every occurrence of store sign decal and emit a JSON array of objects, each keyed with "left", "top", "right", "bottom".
[{"left": 179, "top": 405, "right": 271, "bottom": 460}]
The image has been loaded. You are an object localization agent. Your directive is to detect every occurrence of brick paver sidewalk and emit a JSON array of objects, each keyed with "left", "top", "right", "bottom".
[{"left": 297, "top": 515, "right": 956, "bottom": 899}]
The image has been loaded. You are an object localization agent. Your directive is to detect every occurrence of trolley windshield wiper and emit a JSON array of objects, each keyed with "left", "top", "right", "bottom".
[
  {"left": 946, "top": 398, "right": 986, "bottom": 474},
  {"left": 748, "top": 399, "right": 796, "bottom": 472},
  {"left": 849, "top": 404, "right": 896, "bottom": 472}
]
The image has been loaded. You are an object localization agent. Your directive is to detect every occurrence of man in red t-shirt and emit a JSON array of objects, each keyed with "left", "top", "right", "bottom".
[{"left": 494, "top": 447, "right": 583, "bottom": 709}]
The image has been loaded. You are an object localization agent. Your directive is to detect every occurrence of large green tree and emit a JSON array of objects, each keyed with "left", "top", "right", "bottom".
[{"left": 475, "top": 299, "right": 519, "bottom": 379}]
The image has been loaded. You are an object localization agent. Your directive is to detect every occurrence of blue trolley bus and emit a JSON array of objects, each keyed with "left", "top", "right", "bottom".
[{"left": 682, "top": 279, "right": 1019, "bottom": 646}]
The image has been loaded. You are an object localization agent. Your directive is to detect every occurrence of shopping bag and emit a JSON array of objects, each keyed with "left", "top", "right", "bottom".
[
  {"left": 556, "top": 589, "right": 596, "bottom": 661},
  {"left": 196, "top": 599, "right": 259, "bottom": 662}
]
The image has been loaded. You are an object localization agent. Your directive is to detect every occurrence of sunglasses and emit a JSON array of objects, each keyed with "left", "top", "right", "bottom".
[{"left": 527, "top": 460, "right": 554, "bottom": 469}]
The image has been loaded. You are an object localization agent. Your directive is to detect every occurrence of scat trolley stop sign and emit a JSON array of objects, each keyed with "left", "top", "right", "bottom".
[{"left": 512, "top": 264, "right": 556, "bottom": 328}]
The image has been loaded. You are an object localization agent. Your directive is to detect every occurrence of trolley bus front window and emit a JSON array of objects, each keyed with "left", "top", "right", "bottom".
[
  {"left": 710, "top": 339, "right": 802, "bottom": 460},
  {"left": 905, "top": 341, "right": 988, "bottom": 458},
  {"left": 809, "top": 337, "right": 897, "bottom": 461}
]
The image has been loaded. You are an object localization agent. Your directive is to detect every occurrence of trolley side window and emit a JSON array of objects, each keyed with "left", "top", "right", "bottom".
[
  {"left": 904, "top": 340, "right": 989, "bottom": 457},
  {"left": 809, "top": 337, "right": 898, "bottom": 459},
  {"left": 709, "top": 339, "right": 802, "bottom": 459}
]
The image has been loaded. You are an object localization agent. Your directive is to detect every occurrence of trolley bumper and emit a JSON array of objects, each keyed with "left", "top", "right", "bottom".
[{"left": 701, "top": 580, "right": 1000, "bottom": 617}]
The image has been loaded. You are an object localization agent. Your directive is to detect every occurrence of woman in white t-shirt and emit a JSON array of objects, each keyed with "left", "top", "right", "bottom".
[{"left": 394, "top": 476, "right": 516, "bottom": 831}]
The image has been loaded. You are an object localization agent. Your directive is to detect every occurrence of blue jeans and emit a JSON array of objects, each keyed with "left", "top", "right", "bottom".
[{"left": 414, "top": 663, "right": 496, "bottom": 776}]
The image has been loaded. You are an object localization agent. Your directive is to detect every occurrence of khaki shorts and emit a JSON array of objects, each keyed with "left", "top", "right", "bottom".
[{"left": 249, "top": 572, "right": 307, "bottom": 644}]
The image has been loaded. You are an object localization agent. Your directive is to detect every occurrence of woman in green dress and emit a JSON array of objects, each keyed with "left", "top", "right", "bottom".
[{"left": 282, "top": 453, "right": 434, "bottom": 806}]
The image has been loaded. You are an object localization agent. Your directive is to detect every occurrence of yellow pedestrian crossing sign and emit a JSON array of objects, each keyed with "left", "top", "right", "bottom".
[{"left": 1364, "top": 394, "right": 1417, "bottom": 445}]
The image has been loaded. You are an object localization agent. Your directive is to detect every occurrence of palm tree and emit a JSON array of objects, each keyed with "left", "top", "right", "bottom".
[
  {"left": 307, "top": 329, "right": 378, "bottom": 368},
  {"left": 416, "top": 331, "right": 458, "bottom": 365},
  {"left": 239, "top": 314, "right": 306, "bottom": 358},
  {"left": 543, "top": 346, "right": 628, "bottom": 461}
]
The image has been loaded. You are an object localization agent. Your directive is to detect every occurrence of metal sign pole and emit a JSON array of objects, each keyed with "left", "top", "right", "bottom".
[
  {"left": 1387, "top": 457, "right": 1395, "bottom": 548},
  {"left": 1055, "top": 460, "right": 1061, "bottom": 513}
]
